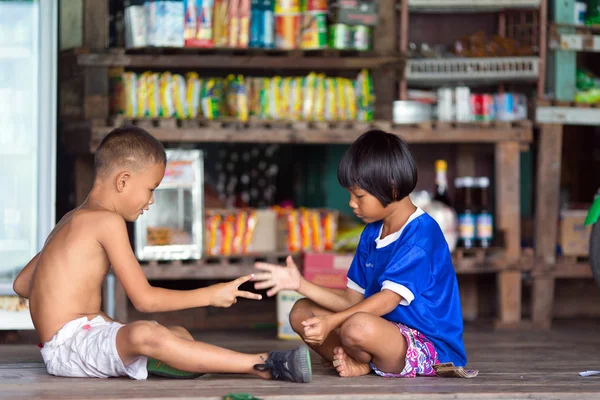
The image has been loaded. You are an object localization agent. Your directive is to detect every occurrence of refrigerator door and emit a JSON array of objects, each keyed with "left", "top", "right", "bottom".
[{"left": 0, "top": 0, "right": 57, "bottom": 329}]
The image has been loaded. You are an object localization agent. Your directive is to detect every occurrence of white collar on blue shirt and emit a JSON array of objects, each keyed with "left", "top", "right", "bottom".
[{"left": 375, "top": 207, "right": 425, "bottom": 249}]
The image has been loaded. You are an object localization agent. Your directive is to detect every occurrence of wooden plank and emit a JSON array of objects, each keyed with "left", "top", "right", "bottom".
[
  {"left": 456, "top": 145, "right": 478, "bottom": 320},
  {"left": 83, "top": 67, "right": 109, "bottom": 120},
  {"left": 83, "top": 0, "right": 108, "bottom": 51},
  {"left": 372, "top": 0, "right": 397, "bottom": 120},
  {"left": 531, "top": 274, "right": 555, "bottom": 329},
  {"left": 82, "top": 121, "right": 534, "bottom": 152},
  {"left": 496, "top": 270, "right": 522, "bottom": 327},
  {"left": 538, "top": 0, "right": 547, "bottom": 99},
  {"left": 534, "top": 124, "right": 563, "bottom": 265},
  {"left": 536, "top": 106, "right": 600, "bottom": 125},
  {"left": 75, "top": 52, "right": 405, "bottom": 71},
  {"left": 495, "top": 141, "right": 521, "bottom": 262}
]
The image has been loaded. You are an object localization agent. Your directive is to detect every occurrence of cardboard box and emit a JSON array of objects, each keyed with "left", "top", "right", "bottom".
[
  {"left": 303, "top": 252, "right": 353, "bottom": 289},
  {"left": 332, "top": 0, "right": 378, "bottom": 26},
  {"left": 277, "top": 290, "right": 304, "bottom": 340},
  {"left": 560, "top": 210, "right": 591, "bottom": 257}
]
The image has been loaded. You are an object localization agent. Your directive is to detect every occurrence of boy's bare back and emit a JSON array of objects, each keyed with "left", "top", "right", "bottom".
[{"left": 29, "top": 206, "right": 125, "bottom": 343}]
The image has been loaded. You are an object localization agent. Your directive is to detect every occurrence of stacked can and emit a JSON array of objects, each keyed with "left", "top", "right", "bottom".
[
  {"left": 250, "top": 0, "right": 275, "bottom": 48},
  {"left": 274, "top": 0, "right": 301, "bottom": 49},
  {"left": 329, "top": 24, "right": 370, "bottom": 50},
  {"left": 299, "top": 0, "right": 328, "bottom": 49}
]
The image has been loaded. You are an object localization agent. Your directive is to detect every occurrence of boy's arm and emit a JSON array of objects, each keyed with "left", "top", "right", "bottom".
[
  {"left": 100, "top": 214, "right": 259, "bottom": 313},
  {"left": 324, "top": 289, "right": 401, "bottom": 328},
  {"left": 12, "top": 253, "right": 40, "bottom": 298},
  {"left": 296, "top": 278, "right": 364, "bottom": 312}
]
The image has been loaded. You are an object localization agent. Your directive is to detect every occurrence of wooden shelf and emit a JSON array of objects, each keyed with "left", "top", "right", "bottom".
[
  {"left": 409, "top": 0, "right": 541, "bottom": 12},
  {"left": 549, "top": 24, "right": 600, "bottom": 53},
  {"left": 64, "top": 119, "right": 533, "bottom": 153},
  {"left": 533, "top": 257, "right": 592, "bottom": 279},
  {"left": 536, "top": 102, "right": 600, "bottom": 125},
  {"left": 63, "top": 48, "right": 405, "bottom": 71},
  {"left": 136, "top": 249, "right": 509, "bottom": 280}
]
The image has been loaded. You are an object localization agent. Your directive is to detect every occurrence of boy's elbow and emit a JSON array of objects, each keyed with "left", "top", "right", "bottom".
[
  {"left": 13, "top": 279, "right": 27, "bottom": 298},
  {"left": 132, "top": 298, "right": 153, "bottom": 313}
]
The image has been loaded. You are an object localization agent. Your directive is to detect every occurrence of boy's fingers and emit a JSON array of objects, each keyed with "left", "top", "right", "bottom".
[
  {"left": 286, "top": 256, "right": 296, "bottom": 267},
  {"left": 236, "top": 290, "right": 263, "bottom": 300},
  {"left": 251, "top": 272, "right": 271, "bottom": 281},
  {"left": 233, "top": 274, "right": 254, "bottom": 286},
  {"left": 254, "top": 262, "right": 276, "bottom": 272},
  {"left": 253, "top": 281, "right": 274, "bottom": 290},
  {"left": 302, "top": 317, "right": 319, "bottom": 326}
]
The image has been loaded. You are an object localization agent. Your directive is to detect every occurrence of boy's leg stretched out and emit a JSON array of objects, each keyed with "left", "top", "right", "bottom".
[
  {"left": 116, "top": 321, "right": 311, "bottom": 381},
  {"left": 290, "top": 299, "right": 408, "bottom": 377}
]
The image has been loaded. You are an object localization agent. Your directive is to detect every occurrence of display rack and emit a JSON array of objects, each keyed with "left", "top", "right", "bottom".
[{"left": 59, "top": 0, "right": 537, "bottom": 328}]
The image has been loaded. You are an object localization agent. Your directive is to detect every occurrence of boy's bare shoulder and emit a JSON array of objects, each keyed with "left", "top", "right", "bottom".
[{"left": 66, "top": 208, "right": 127, "bottom": 236}]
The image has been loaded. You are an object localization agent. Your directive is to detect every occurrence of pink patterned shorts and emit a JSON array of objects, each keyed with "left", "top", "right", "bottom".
[{"left": 370, "top": 323, "right": 439, "bottom": 378}]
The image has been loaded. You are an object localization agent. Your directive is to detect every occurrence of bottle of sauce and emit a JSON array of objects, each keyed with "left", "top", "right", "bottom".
[
  {"left": 433, "top": 160, "right": 452, "bottom": 207},
  {"left": 457, "top": 176, "right": 476, "bottom": 249},
  {"left": 476, "top": 177, "right": 493, "bottom": 248}
]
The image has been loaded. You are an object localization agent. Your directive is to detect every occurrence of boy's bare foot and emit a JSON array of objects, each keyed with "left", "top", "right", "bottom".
[{"left": 332, "top": 347, "right": 371, "bottom": 377}]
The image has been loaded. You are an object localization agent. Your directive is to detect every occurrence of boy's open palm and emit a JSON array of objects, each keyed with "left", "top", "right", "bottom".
[
  {"left": 209, "top": 274, "right": 262, "bottom": 308},
  {"left": 253, "top": 256, "right": 302, "bottom": 297}
]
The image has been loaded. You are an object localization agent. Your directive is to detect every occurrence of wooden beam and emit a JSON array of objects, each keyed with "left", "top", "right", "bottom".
[
  {"left": 537, "top": 0, "right": 548, "bottom": 99},
  {"left": 496, "top": 270, "right": 522, "bottom": 327},
  {"left": 495, "top": 141, "right": 521, "bottom": 262},
  {"left": 74, "top": 52, "right": 405, "bottom": 71},
  {"left": 373, "top": 0, "right": 398, "bottom": 120},
  {"left": 83, "top": 0, "right": 109, "bottom": 51},
  {"left": 531, "top": 274, "right": 554, "bottom": 329},
  {"left": 534, "top": 124, "right": 563, "bottom": 266}
]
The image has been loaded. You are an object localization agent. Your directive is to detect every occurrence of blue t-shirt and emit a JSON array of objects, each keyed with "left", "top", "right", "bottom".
[{"left": 346, "top": 208, "right": 467, "bottom": 366}]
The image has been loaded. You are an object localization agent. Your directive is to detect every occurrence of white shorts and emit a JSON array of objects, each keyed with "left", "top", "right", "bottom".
[{"left": 40, "top": 315, "right": 148, "bottom": 380}]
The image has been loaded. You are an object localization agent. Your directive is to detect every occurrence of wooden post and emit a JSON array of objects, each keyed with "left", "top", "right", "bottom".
[
  {"left": 495, "top": 141, "right": 522, "bottom": 326},
  {"left": 532, "top": 124, "right": 563, "bottom": 328},
  {"left": 373, "top": 0, "right": 398, "bottom": 120},
  {"left": 538, "top": 0, "right": 548, "bottom": 100},
  {"left": 399, "top": 0, "right": 409, "bottom": 101},
  {"left": 457, "top": 145, "right": 478, "bottom": 321}
]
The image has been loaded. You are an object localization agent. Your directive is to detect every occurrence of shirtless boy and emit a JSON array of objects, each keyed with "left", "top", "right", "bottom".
[{"left": 13, "top": 126, "right": 311, "bottom": 382}]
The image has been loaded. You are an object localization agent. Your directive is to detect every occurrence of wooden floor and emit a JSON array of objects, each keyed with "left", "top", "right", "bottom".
[{"left": 2, "top": 320, "right": 600, "bottom": 400}]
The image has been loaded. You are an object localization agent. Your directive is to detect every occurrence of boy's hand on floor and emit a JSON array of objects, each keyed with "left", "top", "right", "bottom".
[
  {"left": 209, "top": 274, "right": 262, "bottom": 308},
  {"left": 302, "top": 316, "right": 333, "bottom": 346},
  {"left": 253, "top": 256, "right": 302, "bottom": 297}
]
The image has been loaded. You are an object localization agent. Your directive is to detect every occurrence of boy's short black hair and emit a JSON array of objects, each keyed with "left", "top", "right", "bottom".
[
  {"left": 94, "top": 126, "right": 167, "bottom": 177},
  {"left": 337, "top": 130, "right": 417, "bottom": 207}
]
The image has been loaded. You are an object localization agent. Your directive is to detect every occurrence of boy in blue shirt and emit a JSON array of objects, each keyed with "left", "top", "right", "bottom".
[{"left": 253, "top": 130, "right": 467, "bottom": 378}]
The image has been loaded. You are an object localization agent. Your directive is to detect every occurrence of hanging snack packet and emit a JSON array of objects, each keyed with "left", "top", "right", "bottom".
[
  {"left": 172, "top": 74, "right": 188, "bottom": 119},
  {"left": 123, "top": 72, "right": 138, "bottom": 117},
  {"left": 185, "top": 72, "right": 201, "bottom": 118},
  {"left": 159, "top": 72, "right": 175, "bottom": 118}
]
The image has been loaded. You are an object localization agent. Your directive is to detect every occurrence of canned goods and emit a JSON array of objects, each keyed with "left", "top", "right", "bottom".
[
  {"left": 275, "top": 14, "right": 301, "bottom": 49},
  {"left": 262, "top": 10, "right": 275, "bottom": 48},
  {"left": 275, "top": 0, "right": 300, "bottom": 13},
  {"left": 352, "top": 25, "right": 370, "bottom": 51},
  {"left": 437, "top": 87, "right": 454, "bottom": 122},
  {"left": 300, "top": 12, "right": 327, "bottom": 49},
  {"left": 302, "top": 0, "right": 328, "bottom": 11},
  {"left": 470, "top": 94, "right": 495, "bottom": 121},
  {"left": 329, "top": 24, "right": 350, "bottom": 50},
  {"left": 495, "top": 93, "right": 515, "bottom": 121},
  {"left": 455, "top": 86, "right": 471, "bottom": 122}
]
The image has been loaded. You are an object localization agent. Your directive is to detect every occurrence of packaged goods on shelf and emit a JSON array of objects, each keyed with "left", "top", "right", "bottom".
[
  {"left": 123, "top": 0, "right": 373, "bottom": 50},
  {"left": 115, "top": 70, "right": 373, "bottom": 122},
  {"left": 204, "top": 207, "right": 338, "bottom": 256}
]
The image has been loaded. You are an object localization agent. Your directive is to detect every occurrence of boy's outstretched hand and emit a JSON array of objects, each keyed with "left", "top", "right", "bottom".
[
  {"left": 209, "top": 274, "right": 262, "bottom": 308},
  {"left": 253, "top": 256, "right": 302, "bottom": 297}
]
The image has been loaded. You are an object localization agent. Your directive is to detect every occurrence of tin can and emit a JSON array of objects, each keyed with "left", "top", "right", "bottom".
[
  {"left": 275, "top": 13, "right": 300, "bottom": 49},
  {"left": 352, "top": 25, "right": 370, "bottom": 51},
  {"left": 275, "top": 0, "right": 300, "bottom": 13},
  {"left": 329, "top": 23, "right": 350, "bottom": 50},
  {"left": 471, "top": 93, "right": 495, "bottom": 121},
  {"left": 302, "top": 0, "right": 327, "bottom": 11},
  {"left": 495, "top": 93, "right": 515, "bottom": 121},
  {"left": 437, "top": 87, "right": 454, "bottom": 122},
  {"left": 455, "top": 85, "right": 471, "bottom": 122},
  {"left": 300, "top": 12, "right": 327, "bottom": 49},
  {"left": 258, "top": 9, "right": 275, "bottom": 48}
]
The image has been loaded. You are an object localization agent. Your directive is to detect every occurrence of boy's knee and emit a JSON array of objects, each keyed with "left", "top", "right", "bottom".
[
  {"left": 126, "top": 321, "right": 170, "bottom": 352},
  {"left": 289, "top": 298, "right": 316, "bottom": 331},
  {"left": 340, "top": 312, "right": 375, "bottom": 347},
  {"left": 168, "top": 325, "right": 193, "bottom": 340}
]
